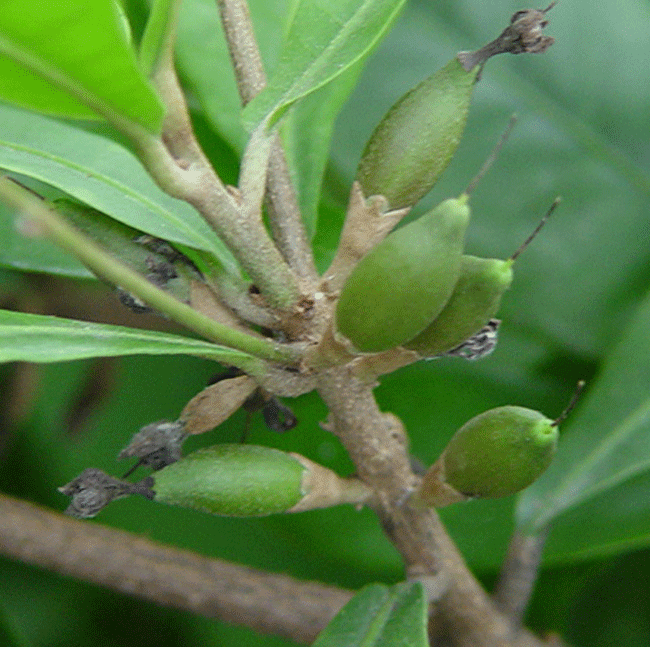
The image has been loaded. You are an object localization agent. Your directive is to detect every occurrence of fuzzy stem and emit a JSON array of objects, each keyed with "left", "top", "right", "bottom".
[
  {"left": 0, "top": 177, "right": 300, "bottom": 365},
  {"left": 493, "top": 530, "right": 548, "bottom": 626},
  {"left": 215, "top": 0, "right": 318, "bottom": 282}
]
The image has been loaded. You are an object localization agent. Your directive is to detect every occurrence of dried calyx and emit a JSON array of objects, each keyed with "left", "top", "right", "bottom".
[
  {"left": 457, "top": 4, "right": 556, "bottom": 71},
  {"left": 58, "top": 469, "right": 154, "bottom": 519}
]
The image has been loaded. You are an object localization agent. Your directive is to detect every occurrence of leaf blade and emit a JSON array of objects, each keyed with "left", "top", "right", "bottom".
[
  {"left": 0, "top": 104, "right": 239, "bottom": 276},
  {"left": 313, "top": 582, "right": 427, "bottom": 647},
  {"left": 242, "top": 0, "right": 407, "bottom": 131},
  {"left": 0, "top": 0, "right": 163, "bottom": 131},
  {"left": 0, "top": 310, "right": 253, "bottom": 365},
  {"left": 517, "top": 289, "right": 650, "bottom": 533}
]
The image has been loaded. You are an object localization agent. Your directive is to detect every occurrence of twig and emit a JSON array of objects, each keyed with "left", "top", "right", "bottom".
[
  {"left": 216, "top": 0, "right": 318, "bottom": 283},
  {"left": 127, "top": 0, "right": 302, "bottom": 309},
  {"left": 316, "top": 366, "right": 548, "bottom": 647},
  {"left": 493, "top": 530, "right": 549, "bottom": 626},
  {"left": 0, "top": 493, "right": 352, "bottom": 644}
]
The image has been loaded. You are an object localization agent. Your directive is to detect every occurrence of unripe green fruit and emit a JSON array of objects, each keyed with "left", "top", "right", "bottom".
[
  {"left": 152, "top": 444, "right": 306, "bottom": 516},
  {"left": 405, "top": 255, "right": 513, "bottom": 356},
  {"left": 442, "top": 406, "right": 558, "bottom": 498},
  {"left": 356, "top": 57, "right": 480, "bottom": 210},
  {"left": 335, "top": 196, "right": 470, "bottom": 353}
]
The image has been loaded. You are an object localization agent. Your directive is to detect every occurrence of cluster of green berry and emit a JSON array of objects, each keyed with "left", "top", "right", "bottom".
[{"left": 59, "top": 7, "right": 568, "bottom": 517}]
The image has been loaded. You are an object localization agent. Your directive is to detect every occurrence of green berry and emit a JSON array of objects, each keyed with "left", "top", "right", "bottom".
[
  {"left": 335, "top": 196, "right": 470, "bottom": 353},
  {"left": 405, "top": 255, "right": 513, "bottom": 357},
  {"left": 442, "top": 406, "right": 558, "bottom": 498},
  {"left": 356, "top": 57, "right": 480, "bottom": 210},
  {"left": 151, "top": 444, "right": 306, "bottom": 517}
]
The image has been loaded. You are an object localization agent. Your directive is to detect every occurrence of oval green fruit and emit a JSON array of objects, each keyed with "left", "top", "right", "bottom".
[
  {"left": 152, "top": 444, "right": 306, "bottom": 517},
  {"left": 405, "top": 255, "right": 512, "bottom": 357},
  {"left": 442, "top": 406, "right": 558, "bottom": 498},
  {"left": 335, "top": 196, "right": 470, "bottom": 353},
  {"left": 356, "top": 57, "right": 480, "bottom": 210}
]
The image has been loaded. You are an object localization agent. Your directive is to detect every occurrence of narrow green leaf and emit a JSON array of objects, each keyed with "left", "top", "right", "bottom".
[
  {"left": 139, "top": 0, "right": 178, "bottom": 76},
  {"left": 0, "top": 103, "right": 239, "bottom": 276},
  {"left": 313, "top": 582, "right": 427, "bottom": 647},
  {"left": 0, "top": 309, "right": 256, "bottom": 366},
  {"left": 0, "top": 0, "right": 163, "bottom": 131},
  {"left": 281, "top": 59, "right": 365, "bottom": 236},
  {"left": 242, "top": 0, "right": 407, "bottom": 131},
  {"left": 517, "top": 289, "right": 650, "bottom": 532}
]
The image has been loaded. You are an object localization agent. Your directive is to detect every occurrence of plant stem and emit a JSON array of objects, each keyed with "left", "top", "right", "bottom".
[
  {"left": 215, "top": 0, "right": 318, "bottom": 282},
  {"left": 130, "top": 4, "right": 302, "bottom": 309},
  {"left": 0, "top": 177, "right": 300, "bottom": 365},
  {"left": 493, "top": 530, "right": 548, "bottom": 626},
  {"left": 317, "top": 366, "right": 548, "bottom": 647},
  {"left": 0, "top": 493, "right": 351, "bottom": 644}
]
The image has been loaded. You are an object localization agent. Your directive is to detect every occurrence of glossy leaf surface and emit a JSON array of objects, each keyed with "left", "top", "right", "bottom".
[
  {"left": 0, "top": 0, "right": 163, "bottom": 131},
  {"left": 0, "top": 104, "right": 238, "bottom": 275}
]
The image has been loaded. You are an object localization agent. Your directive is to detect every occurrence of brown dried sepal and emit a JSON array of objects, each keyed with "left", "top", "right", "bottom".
[
  {"left": 412, "top": 459, "right": 471, "bottom": 508},
  {"left": 458, "top": 3, "right": 555, "bottom": 72},
  {"left": 287, "top": 454, "right": 372, "bottom": 513},
  {"left": 179, "top": 374, "right": 257, "bottom": 434}
]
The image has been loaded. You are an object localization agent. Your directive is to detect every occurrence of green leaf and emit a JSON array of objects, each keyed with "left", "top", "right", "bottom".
[
  {"left": 313, "top": 582, "right": 428, "bottom": 647},
  {"left": 0, "top": 198, "right": 91, "bottom": 277},
  {"left": 0, "top": 0, "right": 163, "bottom": 131},
  {"left": 0, "top": 309, "right": 255, "bottom": 365},
  {"left": 139, "top": 0, "right": 178, "bottom": 76},
  {"left": 0, "top": 103, "right": 239, "bottom": 276},
  {"left": 242, "top": 0, "right": 407, "bottom": 131},
  {"left": 281, "top": 60, "right": 364, "bottom": 236},
  {"left": 541, "top": 471, "right": 650, "bottom": 564},
  {"left": 517, "top": 289, "right": 650, "bottom": 534},
  {"left": 0, "top": 603, "right": 30, "bottom": 647}
]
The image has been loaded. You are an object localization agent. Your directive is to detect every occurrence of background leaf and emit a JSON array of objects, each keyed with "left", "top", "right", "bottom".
[
  {"left": 313, "top": 583, "right": 427, "bottom": 647},
  {"left": 0, "top": 310, "right": 253, "bottom": 365},
  {"left": 242, "top": 0, "right": 407, "bottom": 131},
  {"left": 0, "top": 103, "right": 239, "bottom": 276},
  {"left": 0, "top": 0, "right": 163, "bottom": 131},
  {"left": 515, "top": 289, "right": 650, "bottom": 555}
]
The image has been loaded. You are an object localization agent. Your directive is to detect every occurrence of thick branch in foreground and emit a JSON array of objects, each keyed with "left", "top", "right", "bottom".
[{"left": 0, "top": 493, "right": 351, "bottom": 644}]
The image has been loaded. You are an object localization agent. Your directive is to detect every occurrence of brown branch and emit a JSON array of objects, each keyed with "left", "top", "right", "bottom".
[
  {"left": 493, "top": 530, "right": 548, "bottom": 626},
  {"left": 215, "top": 0, "right": 318, "bottom": 283},
  {"left": 316, "top": 366, "right": 549, "bottom": 647},
  {"left": 0, "top": 493, "right": 352, "bottom": 644}
]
